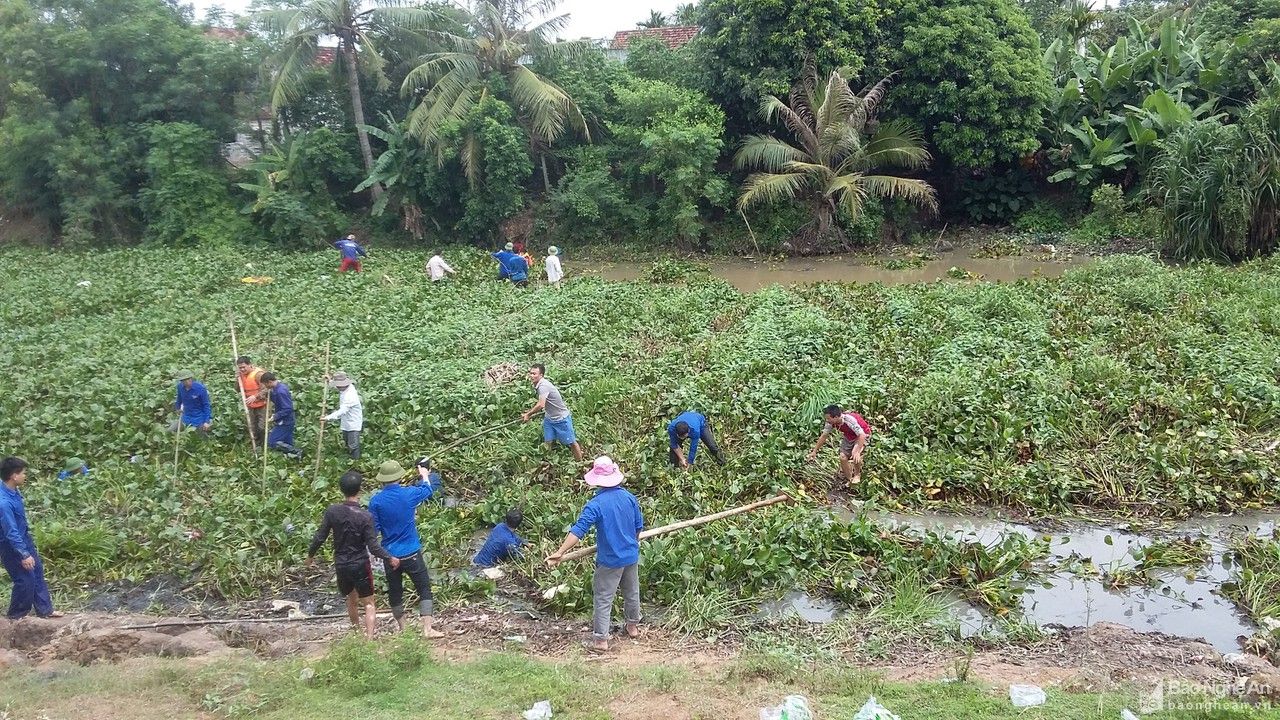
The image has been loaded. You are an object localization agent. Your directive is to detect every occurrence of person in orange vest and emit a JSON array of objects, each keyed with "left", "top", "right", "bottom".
[{"left": 236, "top": 356, "right": 268, "bottom": 446}]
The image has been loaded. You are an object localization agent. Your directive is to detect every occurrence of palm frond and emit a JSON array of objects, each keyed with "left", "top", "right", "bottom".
[
  {"left": 738, "top": 172, "right": 809, "bottom": 209},
  {"left": 845, "top": 120, "right": 932, "bottom": 172},
  {"left": 509, "top": 64, "right": 583, "bottom": 143},
  {"left": 269, "top": 38, "right": 320, "bottom": 110},
  {"left": 734, "top": 135, "right": 811, "bottom": 171},
  {"left": 852, "top": 73, "right": 896, "bottom": 128},
  {"left": 858, "top": 174, "right": 939, "bottom": 212},
  {"left": 403, "top": 54, "right": 482, "bottom": 143},
  {"left": 760, "top": 95, "right": 820, "bottom": 156}
]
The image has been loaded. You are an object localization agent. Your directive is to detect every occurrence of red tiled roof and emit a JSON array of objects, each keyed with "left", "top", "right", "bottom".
[
  {"left": 204, "top": 27, "right": 248, "bottom": 41},
  {"left": 315, "top": 47, "right": 337, "bottom": 66},
  {"left": 610, "top": 26, "right": 699, "bottom": 51}
]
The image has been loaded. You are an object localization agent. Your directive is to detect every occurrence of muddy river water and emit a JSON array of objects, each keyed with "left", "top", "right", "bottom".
[
  {"left": 584, "top": 248, "right": 1094, "bottom": 291},
  {"left": 760, "top": 506, "right": 1280, "bottom": 652}
]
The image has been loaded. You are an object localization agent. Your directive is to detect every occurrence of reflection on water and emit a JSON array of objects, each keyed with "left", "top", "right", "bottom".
[{"left": 587, "top": 249, "right": 1094, "bottom": 291}]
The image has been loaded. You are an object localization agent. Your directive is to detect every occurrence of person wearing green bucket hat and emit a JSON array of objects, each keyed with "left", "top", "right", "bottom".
[
  {"left": 169, "top": 371, "right": 212, "bottom": 436},
  {"left": 57, "top": 458, "right": 89, "bottom": 482},
  {"left": 545, "top": 246, "right": 563, "bottom": 289},
  {"left": 368, "top": 459, "right": 445, "bottom": 639}
]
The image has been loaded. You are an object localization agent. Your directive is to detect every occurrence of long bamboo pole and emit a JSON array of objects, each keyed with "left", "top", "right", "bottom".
[
  {"left": 227, "top": 312, "right": 259, "bottom": 456},
  {"left": 262, "top": 384, "right": 272, "bottom": 484},
  {"left": 314, "top": 341, "right": 331, "bottom": 476},
  {"left": 172, "top": 407, "right": 183, "bottom": 483},
  {"left": 437, "top": 419, "right": 523, "bottom": 456},
  {"left": 115, "top": 611, "right": 393, "bottom": 631},
  {"left": 560, "top": 494, "right": 792, "bottom": 562}
]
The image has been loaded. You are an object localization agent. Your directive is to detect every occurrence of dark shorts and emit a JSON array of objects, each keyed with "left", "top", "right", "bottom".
[{"left": 336, "top": 562, "right": 374, "bottom": 598}]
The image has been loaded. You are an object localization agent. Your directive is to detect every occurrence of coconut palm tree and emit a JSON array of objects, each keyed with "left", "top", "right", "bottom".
[
  {"left": 638, "top": 10, "right": 668, "bottom": 28},
  {"left": 400, "top": 0, "right": 589, "bottom": 191},
  {"left": 256, "top": 0, "right": 439, "bottom": 200},
  {"left": 735, "top": 66, "right": 937, "bottom": 252}
]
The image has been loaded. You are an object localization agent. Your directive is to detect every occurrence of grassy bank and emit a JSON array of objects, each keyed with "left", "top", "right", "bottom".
[
  {"left": 1, "top": 638, "right": 1249, "bottom": 720},
  {"left": 1, "top": 247, "right": 1278, "bottom": 617}
]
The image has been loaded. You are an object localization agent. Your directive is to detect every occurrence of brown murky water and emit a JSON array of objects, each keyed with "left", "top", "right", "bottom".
[{"left": 586, "top": 249, "right": 1094, "bottom": 291}]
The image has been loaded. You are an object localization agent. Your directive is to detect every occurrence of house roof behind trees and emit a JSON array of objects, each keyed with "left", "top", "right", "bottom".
[{"left": 609, "top": 26, "right": 699, "bottom": 50}]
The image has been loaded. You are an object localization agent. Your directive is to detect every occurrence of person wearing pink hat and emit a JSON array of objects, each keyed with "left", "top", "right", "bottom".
[{"left": 546, "top": 456, "right": 644, "bottom": 652}]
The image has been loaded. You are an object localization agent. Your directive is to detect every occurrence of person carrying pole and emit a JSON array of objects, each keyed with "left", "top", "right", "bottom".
[
  {"left": 521, "top": 363, "right": 583, "bottom": 462},
  {"left": 667, "top": 411, "right": 726, "bottom": 469},
  {"left": 235, "top": 356, "right": 268, "bottom": 446},
  {"left": 170, "top": 371, "right": 212, "bottom": 437},
  {"left": 306, "top": 470, "right": 399, "bottom": 639},
  {"left": 546, "top": 456, "right": 643, "bottom": 652},
  {"left": 261, "top": 372, "right": 303, "bottom": 460},
  {"left": 368, "top": 459, "right": 445, "bottom": 639},
  {"left": 333, "top": 233, "right": 367, "bottom": 273},
  {"left": 322, "top": 371, "right": 363, "bottom": 460},
  {"left": 807, "top": 404, "right": 872, "bottom": 486}
]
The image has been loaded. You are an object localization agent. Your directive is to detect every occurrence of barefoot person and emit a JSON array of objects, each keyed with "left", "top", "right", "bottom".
[
  {"left": 546, "top": 456, "right": 643, "bottom": 652},
  {"left": 306, "top": 470, "right": 399, "bottom": 639},
  {"left": 807, "top": 404, "right": 871, "bottom": 485},
  {"left": 521, "top": 363, "right": 584, "bottom": 462},
  {"left": 368, "top": 459, "right": 445, "bottom": 639},
  {"left": 1, "top": 457, "right": 60, "bottom": 620}
]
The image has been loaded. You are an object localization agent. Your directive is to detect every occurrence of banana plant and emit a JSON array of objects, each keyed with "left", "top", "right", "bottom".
[
  {"left": 355, "top": 112, "right": 432, "bottom": 237},
  {"left": 1048, "top": 118, "right": 1133, "bottom": 189}
]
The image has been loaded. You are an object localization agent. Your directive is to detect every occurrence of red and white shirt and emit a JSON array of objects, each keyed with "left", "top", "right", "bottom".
[{"left": 825, "top": 412, "right": 871, "bottom": 442}]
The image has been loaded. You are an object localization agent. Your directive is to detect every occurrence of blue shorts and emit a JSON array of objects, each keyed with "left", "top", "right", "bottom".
[{"left": 543, "top": 416, "right": 577, "bottom": 445}]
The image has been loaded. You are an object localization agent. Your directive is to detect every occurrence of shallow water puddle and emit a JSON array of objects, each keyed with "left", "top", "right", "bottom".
[
  {"left": 757, "top": 589, "right": 843, "bottom": 623},
  {"left": 587, "top": 249, "right": 1094, "bottom": 291},
  {"left": 823, "top": 505, "right": 1280, "bottom": 652}
]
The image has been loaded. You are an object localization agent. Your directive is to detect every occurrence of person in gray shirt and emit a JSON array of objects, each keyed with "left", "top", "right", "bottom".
[{"left": 521, "top": 363, "right": 584, "bottom": 461}]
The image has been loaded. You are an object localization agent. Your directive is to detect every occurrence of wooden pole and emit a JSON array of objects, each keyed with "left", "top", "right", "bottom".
[
  {"left": 227, "top": 312, "right": 259, "bottom": 456},
  {"left": 436, "top": 419, "right": 523, "bottom": 456},
  {"left": 314, "top": 341, "right": 331, "bottom": 476},
  {"left": 740, "top": 208, "right": 762, "bottom": 256},
  {"left": 115, "top": 611, "right": 393, "bottom": 630},
  {"left": 560, "top": 494, "right": 791, "bottom": 562},
  {"left": 262, "top": 385, "right": 272, "bottom": 484},
  {"left": 172, "top": 407, "right": 183, "bottom": 483}
]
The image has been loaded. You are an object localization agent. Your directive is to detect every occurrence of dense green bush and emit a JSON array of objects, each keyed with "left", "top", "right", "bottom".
[{"left": 139, "top": 123, "right": 253, "bottom": 247}]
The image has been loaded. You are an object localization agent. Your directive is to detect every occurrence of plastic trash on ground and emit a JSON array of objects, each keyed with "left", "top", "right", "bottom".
[
  {"left": 522, "top": 700, "right": 552, "bottom": 720},
  {"left": 1121, "top": 711, "right": 1139, "bottom": 720},
  {"left": 1009, "top": 684, "right": 1046, "bottom": 707},
  {"left": 852, "top": 696, "right": 900, "bottom": 720},
  {"left": 759, "top": 695, "right": 813, "bottom": 720}
]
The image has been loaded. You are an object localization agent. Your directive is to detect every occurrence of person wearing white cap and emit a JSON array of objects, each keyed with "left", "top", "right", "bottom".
[
  {"left": 546, "top": 456, "right": 644, "bottom": 652},
  {"left": 545, "top": 246, "right": 563, "bottom": 289},
  {"left": 322, "top": 371, "right": 363, "bottom": 460}
]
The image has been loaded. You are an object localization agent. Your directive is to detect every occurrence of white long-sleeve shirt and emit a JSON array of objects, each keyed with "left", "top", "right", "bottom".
[
  {"left": 545, "top": 255, "right": 563, "bottom": 283},
  {"left": 325, "top": 385, "right": 364, "bottom": 431},
  {"left": 426, "top": 255, "right": 455, "bottom": 281}
]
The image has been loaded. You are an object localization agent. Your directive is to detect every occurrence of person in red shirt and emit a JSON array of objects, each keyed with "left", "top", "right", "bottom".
[{"left": 807, "top": 404, "right": 871, "bottom": 485}]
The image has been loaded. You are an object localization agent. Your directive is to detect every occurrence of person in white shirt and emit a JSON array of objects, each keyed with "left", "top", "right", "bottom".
[
  {"left": 322, "top": 371, "right": 364, "bottom": 460},
  {"left": 545, "top": 246, "right": 564, "bottom": 288},
  {"left": 425, "top": 252, "right": 455, "bottom": 282}
]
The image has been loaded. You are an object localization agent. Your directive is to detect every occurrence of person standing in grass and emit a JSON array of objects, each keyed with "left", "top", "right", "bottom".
[
  {"left": 368, "top": 459, "right": 445, "bottom": 639},
  {"left": 491, "top": 243, "right": 529, "bottom": 287},
  {"left": 1, "top": 457, "right": 60, "bottom": 620},
  {"left": 545, "top": 246, "right": 564, "bottom": 289},
  {"left": 322, "top": 371, "right": 363, "bottom": 460},
  {"left": 171, "top": 371, "right": 212, "bottom": 436},
  {"left": 235, "top": 356, "right": 268, "bottom": 446},
  {"left": 514, "top": 241, "right": 535, "bottom": 277},
  {"left": 333, "top": 233, "right": 367, "bottom": 272},
  {"left": 667, "top": 411, "right": 726, "bottom": 469},
  {"left": 522, "top": 363, "right": 584, "bottom": 462},
  {"left": 424, "top": 251, "right": 456, "bottom": 282},
  {"left": 261, "top": 372, "right": 303, "bottom": 460},
  {"left": 808, "top": 404, "right": 871, "bottom": 485},
  {"left": 306, "top": 470, "right": 399, "bottom": 639},
  {"left": 546, "top": 456, "right": 643, "bottom": 652},
  {"left": 473, "top": 508, "right": 525, "bottom": 568}
]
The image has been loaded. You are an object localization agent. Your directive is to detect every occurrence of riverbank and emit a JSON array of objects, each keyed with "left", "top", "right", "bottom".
[{"left": 1, "top": 608, "right": 1274, "bottom": 719}]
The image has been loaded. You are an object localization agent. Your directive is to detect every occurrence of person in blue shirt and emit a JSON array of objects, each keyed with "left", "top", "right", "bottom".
[
  {"left": 170, "top": 371, "right": 212, "bottom": 436},
  {"left": 368, "top": 459, "right": 445, "bottom": 639},
  {"left": 57, "top": 457, "right": 89, "bottom": 482},
  {"left": 473, "top": 508, "right": 525, "bottom": 568},
  {"left": 547, "top": 456, "right": 644, "bottom": 652},
  {"left": 333, "top": 233, "right": 367, "bottom": 272},
  {"left": 491, "top": 243, "right": 529, "bottom": 287},
  {"left": 261, "top": 372, "right": 303, "bottom": 460},
  {"left": 667, "top": 411, "right": 726, "bottom": 469},
  {"left": 1, "top": 457, "right": 58, "bottom": 620}
]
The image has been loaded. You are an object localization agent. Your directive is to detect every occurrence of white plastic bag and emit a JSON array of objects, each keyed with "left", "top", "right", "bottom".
[
  {"left": 759, "top": 695, "right": 813, "bottom": 720},
  {"left": 522, "top": 700, "right": 552, "bottom": 720},
  {"left": 1121, "top": 711, "right": 1139, "bottom": 720},
  {"left": 852, "top": 695, "right": 900, "bottom": 720},
  {"left": 1009, "top": 684, "right": 1046, "bottom": 707}
]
